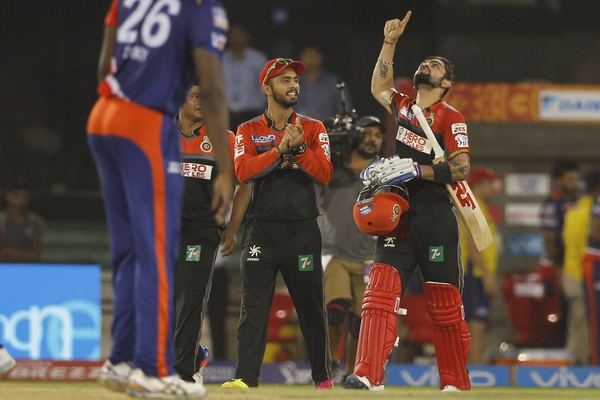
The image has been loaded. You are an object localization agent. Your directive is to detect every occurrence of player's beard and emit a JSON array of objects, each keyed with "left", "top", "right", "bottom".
[
  {"left": 413, "top": 72, "right": 443, "bottom": 89},
  {"left": 273, "top": 89, "right": 299, "bottom": 108}
]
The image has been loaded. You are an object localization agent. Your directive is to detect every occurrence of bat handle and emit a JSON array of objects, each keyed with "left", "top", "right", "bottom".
[{"left": 411, "top": 104, "right": 445, "bottom": 159}]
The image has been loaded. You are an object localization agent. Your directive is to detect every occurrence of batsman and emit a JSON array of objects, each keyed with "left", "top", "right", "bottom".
[{"left": 345, "top": 11, "right": 472, "bottom": 391}]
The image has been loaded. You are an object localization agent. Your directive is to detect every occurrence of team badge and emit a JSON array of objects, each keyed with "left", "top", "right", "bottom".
[
  {"left": 201, "top": 136, "right": 212, "bottom": 152},
  {"left": 391, "top": 204, "right": 401, "bottom": 222},
  {"left": 426, "top": 112, "right": 435, "bottom": 126}
]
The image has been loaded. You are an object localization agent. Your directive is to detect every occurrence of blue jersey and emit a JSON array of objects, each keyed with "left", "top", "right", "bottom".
[
  {"left": 99, "top": 0, "right": 228, "bottom": 116},
  {"left": 539, "top": 191, "right": 577, "bottom": 262}
]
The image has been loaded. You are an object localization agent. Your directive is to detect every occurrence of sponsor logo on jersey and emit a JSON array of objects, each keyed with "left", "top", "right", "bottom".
[
  {"left": 429, "top": 246, "right": 444, "bottom": 262},
  {"left": 400, "top": 106, "right": 413, "bottom": 120},
  {"left": 384, "top": 237, "right": 395, "bottom": 247},
  {"left": 247, "top": 245, "right": 261, "bottom": 261},
  {"left": 322, "top": 143, "right": 331, "bottom": 159},
  {"left": 252, "top": 134, "right": 276, "bottom": 144},
  {"left": 211, "top": 6, "right": 229, "bottom": 30},
  {"left": 234, "top": 145, "right": 245, "bottom": 158},
  {"left": 396, "top": 127, "right": 432, "bottom": 154},
  {"left": 455, "top": 134, "right": 469, "bottom": 148},
  {"left": 182, "top": 163, "right": 213, "bottom": 179},
  {"left": 211, "top": 32, "right": 227, "bottom": 51},
  {"left": 318, "top": 133, "right": 330, "bottom": 143},
  {"left": 298, "top": 254, "right": 314, "bottom": 271},
  {"left": 201, "top": 136, "right": 212, "bottom": 152},
  {"left": 186, "top": 245, "right": 201, "bottom": 261},
  {"left": 451, "top": 123, "right": 467, "bottom": 134}
]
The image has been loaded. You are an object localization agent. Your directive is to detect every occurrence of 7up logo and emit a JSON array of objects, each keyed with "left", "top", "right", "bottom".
[
  {"left": 186, "top": 245, "right": 201, "bottom": 262},
  {"left": 429, "top": 246, "right": 444, "bottom": 262},
  {"left": 298, "top": 254, "right": 314, "bottom": 271}
]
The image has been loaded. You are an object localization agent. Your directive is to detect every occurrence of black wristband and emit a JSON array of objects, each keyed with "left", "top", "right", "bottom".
[{"left": 432, "top": 162, "right": 452, "bottom": 184}]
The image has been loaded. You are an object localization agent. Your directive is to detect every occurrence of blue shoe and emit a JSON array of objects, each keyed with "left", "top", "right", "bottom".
[
  {"left": 343, "top": 374, "right": 384, "bottom": 390},
  {"left": 193, "top": 346, "right": 210, "bottom": 384}
]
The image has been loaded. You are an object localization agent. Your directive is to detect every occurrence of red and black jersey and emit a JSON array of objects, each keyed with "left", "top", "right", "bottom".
[
  {"left": 179, "top": 121, "right": 235, "bottom": 226},
  {"left": 390, "top": 92, "right": 470, "bottom": 205},
  {"left": 234, "top": 111, "right": 333, "bottom": 221}
]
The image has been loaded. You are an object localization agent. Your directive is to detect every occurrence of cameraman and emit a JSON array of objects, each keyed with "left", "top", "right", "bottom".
[{"left": 320, "top": 116, "right": 385, "bottom": 383}]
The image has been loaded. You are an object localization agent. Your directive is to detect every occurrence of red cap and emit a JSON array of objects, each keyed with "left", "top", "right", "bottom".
[
  {"left": 259, "top": 58, "right": 306, "bottom": 87},
  {"left": 468, "top": 167, "right": 502, "bottom": 186}
]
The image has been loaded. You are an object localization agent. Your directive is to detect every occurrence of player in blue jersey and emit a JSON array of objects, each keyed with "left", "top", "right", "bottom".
[
  {"left": 89, "top": 0, "right": 231, "bottom": 398},
  {"left": 539, "top": 159, "right": 580, "bottom": 270}
]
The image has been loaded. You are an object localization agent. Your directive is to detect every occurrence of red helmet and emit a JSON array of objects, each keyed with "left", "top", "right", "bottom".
[{"left": 353, "top": 184, "right": 410, "bottom": 236}]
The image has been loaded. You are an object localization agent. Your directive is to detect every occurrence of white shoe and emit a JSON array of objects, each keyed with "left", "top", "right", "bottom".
[
  {"left": 99, "top": 359, "right": 132, "bottom": 392},
  {"left": 442, "top": 385, "right": 460, "bottom": 391},
  {"left": 0, "top": 348, "right": 16, "bottom": 375},
  {"left": 127, "top": 368, "right": 207, "bottom": 398}
]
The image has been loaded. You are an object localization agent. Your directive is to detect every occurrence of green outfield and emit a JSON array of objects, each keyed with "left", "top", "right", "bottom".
[{"left": 0, "top": 382, "right": 598, "bottom": 400}]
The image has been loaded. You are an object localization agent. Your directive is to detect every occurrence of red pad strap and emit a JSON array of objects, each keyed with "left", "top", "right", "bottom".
[
  {"left": 424, "top": 282, "right": 471, "bottom": 390},
  {"left": 354, "top": 263, "right": 402, "bottom": 386}
]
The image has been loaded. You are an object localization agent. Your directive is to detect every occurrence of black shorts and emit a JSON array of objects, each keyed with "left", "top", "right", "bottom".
[{"left": 374, "top": 203, "right": 463, "bottom": 292}]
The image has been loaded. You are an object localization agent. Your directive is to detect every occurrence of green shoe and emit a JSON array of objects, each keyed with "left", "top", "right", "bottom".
[{"left": 221, "top": 378, "right": 249, "bottom": 389}]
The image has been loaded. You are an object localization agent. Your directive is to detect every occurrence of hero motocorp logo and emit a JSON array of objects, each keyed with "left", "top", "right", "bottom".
[{"left": 0, "top": 264, "right": 101, "bottom": 360}]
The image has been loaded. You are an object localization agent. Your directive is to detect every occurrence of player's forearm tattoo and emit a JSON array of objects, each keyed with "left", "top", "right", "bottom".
[
  {"left": 449, "top": 158, "right": 469, "bottom": 181},
  {"left": 379, "top": 62, "right": 388, "bottom": 78}
]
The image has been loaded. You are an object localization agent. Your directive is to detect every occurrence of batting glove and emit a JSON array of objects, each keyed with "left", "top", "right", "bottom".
[
  {"left": 373, "top": 156, "right": 422, "bottom": 185},
  {"left": 360, "top": 157, "right": 385, "bottom": 186}
]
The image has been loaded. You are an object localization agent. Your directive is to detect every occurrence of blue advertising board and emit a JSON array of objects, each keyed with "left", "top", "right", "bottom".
[
  {"left": 386, "top": 364, "right": 510, "bottom": 387},
  {"left": 505, "top": 234, "right": 544, "bottom": 256},
  {"left": 0, "top": 264, "right": 101, "bottom": 360},
  {"left": 516, "top": 366, "right": 600, "bottom": 388}
]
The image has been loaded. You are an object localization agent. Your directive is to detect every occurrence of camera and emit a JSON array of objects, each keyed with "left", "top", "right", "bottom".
[{"left": 328, "top": 81, "right": 361, "bottom": 167}]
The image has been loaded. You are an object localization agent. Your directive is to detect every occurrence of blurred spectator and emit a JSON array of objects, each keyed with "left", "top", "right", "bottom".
[
  {"left": 540, "top": 159, "right": 580, "bottom": 270},
  {"left": 563, "top": 169, "right": 600, "bottom": 365},
  {"left": 585, "top": 175, "right": 600, "bottom": 365},
  {"left": 295, "top": 45, "right": 352, "bottom": 126},
  {"left": 460, "top": 167, "right": 502, "bottom": 364},
  {"left": 222, "top": 23, "right": 268, "bottom": 131},
  {"left": 0, "top": 179, "right": 44, "bottom": 262}
]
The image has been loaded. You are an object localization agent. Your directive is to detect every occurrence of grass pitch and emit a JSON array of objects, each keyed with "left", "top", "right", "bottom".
[{"left": 0, "top": 382, "right": 598, "bottom": 400}]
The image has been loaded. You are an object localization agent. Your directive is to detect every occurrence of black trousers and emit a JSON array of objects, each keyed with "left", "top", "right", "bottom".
[
  {"left": 234, "top": 218, "right": 331, "bottom": 386},
  {"left": 173, "top": 222, "right": 220, "bottom": 381},
  {"left": 207, "top": 266, "right": 229, "bottom": 360},
  {"left": 375, "top": 203, "right": 463, "bottom": 292}
]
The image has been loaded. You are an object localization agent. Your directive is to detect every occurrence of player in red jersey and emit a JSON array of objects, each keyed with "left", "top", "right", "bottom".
[
  {"left": 89, "top": 1, "right": 231, "bottom": 397},
  {"left": 345, "top": 12, "right": 472, "bottom": 392},
  {"left": 221, "top": 59, "right": 334, "bottom": 389},
  {"left": 173, "top": 85, "right": 251, "bottom": 384}
]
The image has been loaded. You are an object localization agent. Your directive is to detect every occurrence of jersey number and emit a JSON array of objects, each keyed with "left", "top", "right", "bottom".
[{"left": 117, "top": 0, "right": 181, "bottom": 48}]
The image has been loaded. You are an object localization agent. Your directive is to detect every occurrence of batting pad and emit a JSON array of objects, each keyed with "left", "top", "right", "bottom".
[
  {"left": 424, "top": 282, "right": 471, "bottom": 391},
  {"left": 354, "top": 263, "right": 402, "bottom": 386}
]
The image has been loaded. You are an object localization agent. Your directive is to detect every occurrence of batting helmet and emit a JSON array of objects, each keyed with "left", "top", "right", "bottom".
[{"left": 353, "top": 184, "right": 410, "bottom": 236}]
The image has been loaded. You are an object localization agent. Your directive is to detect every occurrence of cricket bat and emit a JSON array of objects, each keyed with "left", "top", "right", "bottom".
[{"left": 411, "top": 104, "right": 493, "bottom": 252}]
